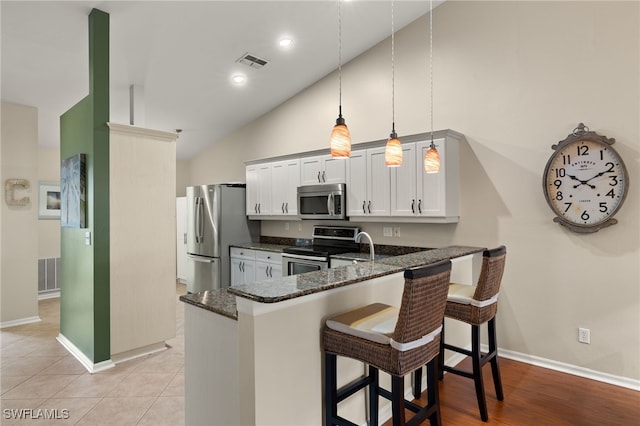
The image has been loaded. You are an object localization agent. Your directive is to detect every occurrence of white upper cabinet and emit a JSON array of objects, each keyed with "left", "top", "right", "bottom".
[
  {"left": 271, "top": 159, "right": 300, "bottom": 216},
  {"left": 245, "top": 130, "right": 461, "bottom": 223},
  {"left": 346, "top": 147, "right": 390, "bottom": 218},
  {"left": 390, "top": 136, "right": 460, "bottom": 221},
  {"left": 300, "top": 154, "right": 346, "bottom": 185},
  {"left": 246, "top": 163, "right": 272, "bottom": 216}
]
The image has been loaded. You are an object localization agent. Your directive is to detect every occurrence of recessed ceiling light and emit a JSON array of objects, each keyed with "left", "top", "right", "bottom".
[
  {"left": 279, "top": 38, "right": 294, "bottom": 49},
  {"left": 231, "top": 73, "right": 247, "bottom": 86}
]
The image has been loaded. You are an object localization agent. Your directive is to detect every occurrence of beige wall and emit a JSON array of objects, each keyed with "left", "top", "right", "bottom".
[
  {"left": 37, "top": 146, "right": 61, "bottom": 258},
  {"left": 1, "top": 102, "right": 39, "bottom": 324},
  {"left": 188, "top": 2, "right": 640, "bottom": 381}
]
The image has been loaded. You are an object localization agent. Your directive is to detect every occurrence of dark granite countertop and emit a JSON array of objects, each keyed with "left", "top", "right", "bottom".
[
  {"left": 331, "top": 252, "right": 392, "bottom": 262},
  {"left": 229, "top": 242, "right": 289, "bottom": 253},
  {"left": 227, "top": 245, "right": 484, "bottom": 303},
  {"left": 180, "top": 288, "right": 238, "bottom": 320}
]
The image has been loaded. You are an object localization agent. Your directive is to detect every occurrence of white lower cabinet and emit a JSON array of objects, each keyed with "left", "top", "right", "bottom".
[
  {"left": 230, "top": 248, "right": 256, "bottom": 285},
  {"left": 254, "top": 250, "right": 282, "bottom": 281},
  {"left": 230, "top": 248, "right": 281, "bottom": 285}
]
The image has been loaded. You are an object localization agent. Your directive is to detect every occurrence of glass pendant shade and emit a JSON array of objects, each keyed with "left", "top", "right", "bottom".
[
  {"left": 424, "top": 144, "right": 440, "bottom": 173},
  {"left": 385, "top": 131, "right": 403, "bottom": 167},
  {"left": 330, "top": 116, "right": 351, "bottom": 158}
]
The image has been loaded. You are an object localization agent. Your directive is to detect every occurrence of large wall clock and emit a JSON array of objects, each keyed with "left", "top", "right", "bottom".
[{"left": 542, "top": 123, "right": 629, "bottom": 233}]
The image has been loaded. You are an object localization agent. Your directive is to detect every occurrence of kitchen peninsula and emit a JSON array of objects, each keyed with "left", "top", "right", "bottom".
[{"left": 180, "top": 245, "right": 484, "bottom": 426}]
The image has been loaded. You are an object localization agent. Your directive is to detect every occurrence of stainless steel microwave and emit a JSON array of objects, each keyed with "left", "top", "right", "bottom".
[{"left": 297, "top": 183, "right": 347, "bottom": 220}]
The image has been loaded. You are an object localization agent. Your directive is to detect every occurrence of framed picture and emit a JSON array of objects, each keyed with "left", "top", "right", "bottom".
[
  {"left": 38, "top": 182, "right": 61, "bottom": 219},
  {"left": 61, "top": 153, "right": 87, "bottom": 228}
]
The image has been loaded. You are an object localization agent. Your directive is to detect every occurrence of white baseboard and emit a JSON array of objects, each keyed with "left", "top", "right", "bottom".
[
  {"left": 1, "top": 315, "right": 41, "bottom": 329},
  {"left": 56, "top": 333, "right": 115, "bottom": 373},
  {"left": 491, "top": 346, "right": 640, "bottom": 392},
  {"left": 111, "top": 342, "right": 167, "bottom": 365},
  {"left": 38, "top": 290, "right": 60, "bottom": 300}
]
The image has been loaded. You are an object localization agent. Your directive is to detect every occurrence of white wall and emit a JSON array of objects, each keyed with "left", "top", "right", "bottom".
[
  {"left": 188, "top": 2, "right": 639, "bottom": 381},
  {"left": 1, "top": 102, "right": 40, "bottom": 325}
]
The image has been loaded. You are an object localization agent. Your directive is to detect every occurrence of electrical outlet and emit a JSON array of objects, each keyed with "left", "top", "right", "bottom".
[
  {"left": 578, "top": 327, "right": 590, "bottom": 344},
  {"left": 393, "top": 227, "right": 401, "bottom": 237},
  {"left": 383, "top": 227, "right": 393, "bottom": 237},
  {"left": 284, "top": 222, "right": 290, "bottom": 231}
]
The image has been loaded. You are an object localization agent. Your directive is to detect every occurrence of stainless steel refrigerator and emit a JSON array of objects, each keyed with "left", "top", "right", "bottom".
[{"left": 186, "top": 183, "right": 260, "bottom": 293}]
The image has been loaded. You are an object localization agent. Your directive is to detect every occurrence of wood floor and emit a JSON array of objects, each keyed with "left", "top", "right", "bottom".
[{"left": 387, "top": 357, "right": 640, "bottom": 426}]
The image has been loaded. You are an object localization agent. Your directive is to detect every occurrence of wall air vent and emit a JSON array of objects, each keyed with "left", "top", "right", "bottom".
[{"left": 236, "top": 53, "right": 269, "bottom": 69}]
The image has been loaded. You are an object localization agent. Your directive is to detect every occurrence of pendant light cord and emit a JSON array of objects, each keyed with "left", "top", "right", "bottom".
[
  {"left": 429, "top": 0, "right": 434, "bottom": 145},
  {"left": 391, "top": 0, "right": 395, "bottom": 133},
  {"left": 338, "top": 0, "right": 343, "bottom": 117}
]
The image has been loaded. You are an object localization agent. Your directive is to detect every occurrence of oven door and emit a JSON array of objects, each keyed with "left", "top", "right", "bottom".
[{"left": 282, "top": 253, "right": 329, "bottom": 277}]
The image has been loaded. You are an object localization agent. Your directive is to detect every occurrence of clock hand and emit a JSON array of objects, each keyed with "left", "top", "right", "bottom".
[
  {"left": 567, "top": 174, "right": 596, "bottom": 189},
  {"left": 583, "top": 171, "right": 606, "bottom": 183}
]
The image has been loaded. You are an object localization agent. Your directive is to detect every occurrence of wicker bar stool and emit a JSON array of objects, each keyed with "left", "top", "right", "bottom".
[
  {"left": 323, "top": 260, "right": 451, "bottom": 426},
  {"left": 420, "top": 246, "right": 506, "bottom": 422}
]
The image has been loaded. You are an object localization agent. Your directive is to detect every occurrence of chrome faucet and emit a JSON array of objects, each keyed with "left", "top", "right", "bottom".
[{"left": 355, "top": 231, "right": 375, "bottom": 262}]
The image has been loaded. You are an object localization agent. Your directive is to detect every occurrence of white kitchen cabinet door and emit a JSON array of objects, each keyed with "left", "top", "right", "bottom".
[
  {"left": 390, "top": 144, "right": 418, "bottom": 216},
  {"left": 346, "top": 148, "right": 390, "bottom": 217},
  {"left": 300, "top": 155, "right": 346, "bottom": 185},
  {"left": 416, "top": 138, "right": 459, "bottom": 218},
  {"left": 367, "top": 147, "right": 391, "bottom": 216},
  {"left": 246, "top": 163, "right": 272, "bottom": 216},
  {"left": 322, "top": 156, "right": 347, "bottom": 184},
  {"left": 230, "top": 248, "right": 257, "bottom": 285},
  {"left": 271, "top": 159, "right": 299, "bottom": 216},
  {"left": 176, "top": 197, "right": 187, "bottom": 283},
  {"left": 346, "top": 150, "right": 368, "bottom": 217}
]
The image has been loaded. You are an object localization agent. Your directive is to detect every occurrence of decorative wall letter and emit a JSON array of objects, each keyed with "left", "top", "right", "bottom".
[{"left": 4, "top": 179, "right": 30, "bottom": 206}]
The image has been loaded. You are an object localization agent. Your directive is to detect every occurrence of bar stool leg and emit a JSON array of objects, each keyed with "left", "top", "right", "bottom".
[
  {"left": 413, "top": 367, "right": 422, "bottom": 400},
  {"left": 438, "top": 320, "right": 445, "bottom": 380},
  {"left": 391, "top": 376, "right": 406, "bottom": 426},
  {"left": 325, "top": 353, "right": 338, "bottom": 426},
  {"left": 368, "top": 365, "right": 379, "bottom": 426},
  {"left": 471, "top": 325, "right": 488, "bottom": 422},
  {"left": 426, "top": 359, "right": 442, "bottom": 426},
  {"left": 488, "top": 318, "right": 504, "bottom": 401}
]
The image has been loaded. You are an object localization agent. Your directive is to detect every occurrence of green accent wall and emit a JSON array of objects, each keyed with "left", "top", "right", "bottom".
[{"left": 59, "top": 9, "right": 110, "bottom": 363}]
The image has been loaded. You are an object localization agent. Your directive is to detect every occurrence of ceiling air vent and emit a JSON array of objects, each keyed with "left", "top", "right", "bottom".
[{"left": 236, "top": 53, "right": 269, "bottom": 69}]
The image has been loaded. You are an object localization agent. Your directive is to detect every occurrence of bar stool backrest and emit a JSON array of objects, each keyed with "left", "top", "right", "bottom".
[
  {"left": 391, "top": 260, "right": 451, "bottom": 374},
  {"left": 472, "top": 246, "right": 507, "bottom": 304}
]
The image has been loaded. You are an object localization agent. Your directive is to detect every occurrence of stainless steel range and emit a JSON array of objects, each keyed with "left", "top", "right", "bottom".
[{"left": 281, "top": 226, "right": 360, "bottom": 276}]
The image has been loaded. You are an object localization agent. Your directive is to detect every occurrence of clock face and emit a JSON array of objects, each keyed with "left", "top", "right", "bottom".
[{"left": 543, "top": 138, "right": 628, "bottom": 231}]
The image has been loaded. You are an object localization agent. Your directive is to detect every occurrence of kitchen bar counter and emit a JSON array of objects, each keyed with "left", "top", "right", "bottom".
[
  {"left": 182, "top": 244, "right": 485, "bottom": 426},
  {"left": 227, "top": 245, "right": 483, "bottom": 303},
  {"left": 180, "top": 288, "right": 237, "bottom": 320}
]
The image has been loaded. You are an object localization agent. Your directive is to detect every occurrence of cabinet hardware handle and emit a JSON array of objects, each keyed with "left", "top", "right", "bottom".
[
  {"left": 418, "top": 199, "right": 422, "bottom": 214},
  {"left": 254, "top": 203, "right": 258, "bottom": 214},
  {"left": 317, "top": 171, "right": 321, "bottom": 183},
  {"left": 266, "top": 265, "right": 269, "bottom": 277},
  {"left": 411, "top": 199, "right": 415, "bottom": 214},
  {"left": 240, "top": 261, "right": 244, "bottom": 272},
  {"left": 285, "top": 202, "right": 288, "bottom": 213},
  {"left": 367, "top": 201, "right": 371, "bottom": 214},
  {"left": 258, "top": 203, "right": 261, "bottom": 214},
  {"left": 322, "top": 171, "right": 326, "bottom": 182},
  {"left": 362, "top": 201, "right": 366, "bottom": 214},
  {"left": 282, "top": 202, "right": 285, "bottom": 213}
]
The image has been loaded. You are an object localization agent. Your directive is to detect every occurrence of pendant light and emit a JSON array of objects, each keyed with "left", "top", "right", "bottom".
[
  {"left": 424, "top": 0, "right": 440, "bottom": 173},
  {"left": 330, "top": 0, "right": 351, "bottom": 158},
  {"left": 385, "top": 0, "right": 402, "bottom": 167}
]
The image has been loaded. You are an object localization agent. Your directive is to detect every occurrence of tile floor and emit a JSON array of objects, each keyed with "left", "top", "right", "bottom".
[{"left": 1, "top": 283, "right": 187, "bottom": 425}]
